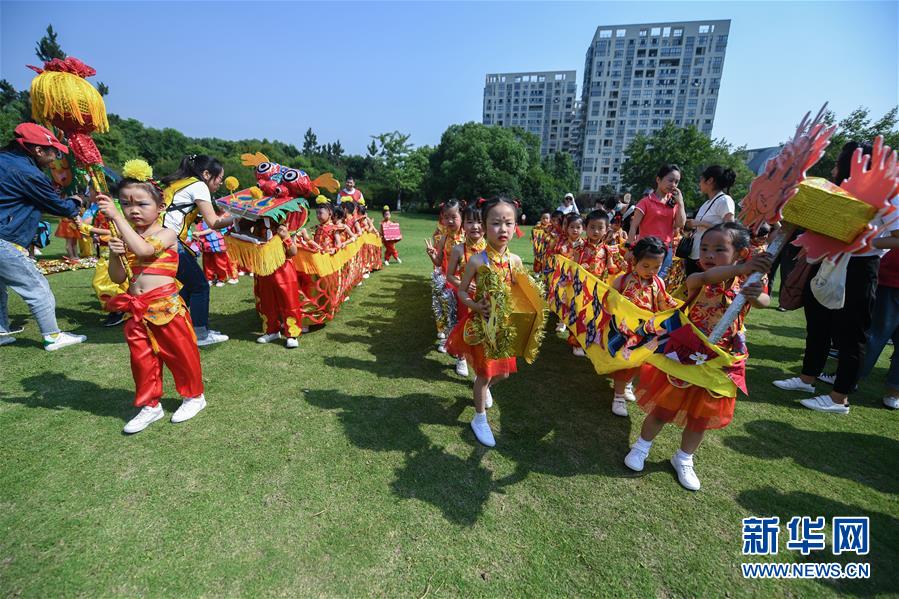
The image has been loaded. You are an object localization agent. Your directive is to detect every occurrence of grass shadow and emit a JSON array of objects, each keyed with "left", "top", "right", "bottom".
[
  {"left": 724, "top": 420, "right": 899, "bottom": 495},
  {"left": 0, "top": 373, "right": 136, "bottom": 422},
  {"left": 737, "top": 487, "right": 898, "bottom": 597}
]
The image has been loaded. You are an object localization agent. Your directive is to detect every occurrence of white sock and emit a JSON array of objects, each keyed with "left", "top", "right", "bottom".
[
  {"left": 633, "top": 436, "right": 653, "bottom": 452},
  {"left": 675, "top": 449, "right": 693, "bottom": 463},
  {"left": 473, "top": 411, "right": 487, "bottom": 424}
]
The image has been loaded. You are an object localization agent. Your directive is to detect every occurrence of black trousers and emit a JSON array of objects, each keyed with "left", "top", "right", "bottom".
[{"left": 801, "top": 255, "right": 880, "bottom": 394}]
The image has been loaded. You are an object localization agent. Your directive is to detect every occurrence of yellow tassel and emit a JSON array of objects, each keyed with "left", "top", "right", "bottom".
[
  {"left": 30, "top": 71, "right": 109, "bottom": 132},
  {"left": 226, "top": 236, "right": 286, "bottom": 277}
]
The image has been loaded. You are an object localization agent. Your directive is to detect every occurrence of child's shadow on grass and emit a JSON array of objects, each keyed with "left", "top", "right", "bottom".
[
  {"left": 737, "top": 487, "right": 898, "bottom": 597},
  {"left": 0, "top": 373, "right": 133, "bottom": 422},
  {"left": 724, "top": 420, "right": 899, "bottom": 495}
]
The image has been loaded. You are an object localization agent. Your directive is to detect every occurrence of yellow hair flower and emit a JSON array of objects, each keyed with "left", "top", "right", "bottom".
[
  {"left": 382, "top": 205, "right": 389, "bottom": 211},
  {"left": 122, "top": 159, "right": 153, "bottom": 182},
  {"left": 224, "top": 176, "right": 239, "bottom": 192},
  {"left": 339, "top": 196, "right": 353, "bottom": 203},
  {"left": 249, "top": 186, "right": 263, "bottom": 199},
  {"left": 358, "top": 198, "right": 366, "bottom": 206},
  {"left": 315, "top": 195, "right": 330, "bottom": 205}
]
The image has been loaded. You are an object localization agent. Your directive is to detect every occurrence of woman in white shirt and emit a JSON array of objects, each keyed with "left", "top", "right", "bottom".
[
  {"left": 683, "top": 165, "right": 736, "bottom": 274},
  {"left": 160, "top": 155, "right": 236, "bottom": 346}
]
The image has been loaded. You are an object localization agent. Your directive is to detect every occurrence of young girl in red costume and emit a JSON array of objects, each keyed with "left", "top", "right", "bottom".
[
  {"left": 447, "top": 197, "right": 524, "bottom": 447},
  {"left": 611, "top": 237, "right": 679, "bottom": 416},
  {"left": 553, "top": 212, "right": 585, "bottom": 333},
  {"left": 55, "top": 215, "right": 81, "bottom": 262},
  {"left": 444, "top": 203, "right": 487, "bottom": 378},
  {"left": 380, "top": 206, "right": 402, "bottom": 265},
  {"left": 425, "top": 199, "right": 464, "bottom": 351},
  {"left": 253, "top": 221, "right": 303, "bottom": 349},
  {"left": 312, "top": 198, "right": 341, "bottom": 254},
  {"left": 567, "top": 209, "right": 622, "bottom": 357},
  {"left": 98, "top": 160, "right": 205, "bottom": 434},
  {"left": 624, "top": 223, "right": 772, "bottom": 490},
  {"left": 195, "top": 216, "right": 238, "bottom": 287}
]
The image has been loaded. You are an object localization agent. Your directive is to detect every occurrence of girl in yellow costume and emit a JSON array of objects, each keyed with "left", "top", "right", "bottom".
[{"left": 447, "top": 197, "right": 526, "bottom": 448}]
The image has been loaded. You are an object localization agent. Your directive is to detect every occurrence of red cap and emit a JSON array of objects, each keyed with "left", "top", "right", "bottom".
[{"left": 14, "top": 123, "right": 69, "bottom": 155}]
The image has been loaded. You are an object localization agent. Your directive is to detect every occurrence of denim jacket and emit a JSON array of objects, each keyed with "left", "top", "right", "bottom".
[{"left": 0, "top": 148, "right": 81, "bottom": 247}]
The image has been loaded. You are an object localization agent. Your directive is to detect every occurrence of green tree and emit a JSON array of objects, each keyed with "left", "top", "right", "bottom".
[
  {"left": 302, "top": 128, "right": 319, "bottom": 156},
  {"left": 35, "top": 24, "right": 66, "bottom": 62},
  {"left": 96, "top": 82, "right": 109, "bottom": 97},
  {"left": 620, "top": 122, "right": 754, "bottom": 210},
  {"left": 807, "top": 106, "right": 899, "bottom": 180},
  {"left": 367, "top": 131, "right": 425, "bottom": 206}
]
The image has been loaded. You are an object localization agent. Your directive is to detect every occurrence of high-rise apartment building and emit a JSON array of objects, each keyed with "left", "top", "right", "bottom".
[
  {"left": 578, "top": 20, "right": 731, "bottom": 191},
  {"left": 483, "top": 71, "right": 579, "bottom": 157}
]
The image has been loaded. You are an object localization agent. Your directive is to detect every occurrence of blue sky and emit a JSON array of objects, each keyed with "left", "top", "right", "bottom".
[{"left": 1, "top": 1, "right": 896, "bottom": 154}]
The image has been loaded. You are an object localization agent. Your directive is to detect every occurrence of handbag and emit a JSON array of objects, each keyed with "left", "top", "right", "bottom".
[
  {"left": 675, "top": 193, "right": 725, "bottom": 260},
  {"left": 810, "top": 254, "right": 850, "bottom": 310},
  {"left": 778, "top": 258, "right": 812, "bottom": 310}
]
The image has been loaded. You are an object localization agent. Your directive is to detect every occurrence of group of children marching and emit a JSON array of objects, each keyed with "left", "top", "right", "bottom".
[
  {"left": 81, "top": 160, "right": 403, "bottom": 435},
  {"left": 428, "top": 199, "right": 772, "bottom": 491}
]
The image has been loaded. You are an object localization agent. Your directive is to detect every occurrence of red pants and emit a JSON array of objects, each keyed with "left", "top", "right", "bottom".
[
  {"left": 254, "top": 261, "right": 303, "bottom": 338},
  {"left": 124, "top": 314, "right": 204, "bottom": 408},
  {"left": 203, "top": 251, "right": 233, "bottom": 282},
  {"left": 384, "top": 241, "right": 399, "bottom": 261}
]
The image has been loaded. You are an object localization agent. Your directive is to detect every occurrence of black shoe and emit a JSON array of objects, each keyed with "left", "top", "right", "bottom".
[{"left": 103, "top": 312, "right": 125, "bottom": 327}]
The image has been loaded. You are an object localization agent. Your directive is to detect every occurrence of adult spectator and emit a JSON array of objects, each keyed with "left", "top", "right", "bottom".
[
  {"left": 858, "top": 249, "right": 899, "bottom": 409},
  {"left": 774, "top": 141, "right": 899, "bottom": 413},
  {"left": 626, "top": 165, "right": 686, "bottom": 277},
  {"left": 0, "top": 123, "right": 87, "bottom": 350},
  {"left": 558, "top": 192, "right": 579, "bottom": 215},
  {"left": 683, "top": 165, "right": 736, "bottom": 275},
  {"left": 337, "top": 177, "right": 365, "bottom": 204},
  {"left": 160, "top": 154, "right": 235, "bottom": 346}
]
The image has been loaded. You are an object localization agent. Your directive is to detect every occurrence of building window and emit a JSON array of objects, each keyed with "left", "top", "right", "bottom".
[
  {"left": 699, "top": 25, "right": 710, "bottom": 33},
  {"left": 599, "top": 29, "right": 612, "bottom": 38}
]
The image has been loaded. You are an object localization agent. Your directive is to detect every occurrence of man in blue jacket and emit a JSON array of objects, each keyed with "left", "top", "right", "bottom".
[{"left": 0, "top": 123, "right": 87, "bottom": 350}]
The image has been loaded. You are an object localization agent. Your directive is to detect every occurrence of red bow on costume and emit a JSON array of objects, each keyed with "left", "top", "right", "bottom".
[
  {"left": 105, "top": 283, "right": 178, "bottom": 321},
  {"left": 27, "top": 57, "right": 97, "bottom": 78}
]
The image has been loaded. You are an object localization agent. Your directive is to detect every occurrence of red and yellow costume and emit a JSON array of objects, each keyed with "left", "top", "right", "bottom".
[
  {"left": 254, "top": 236, "right": 303, "bottom": 339},
  {"left": 381, "top": 219, "right": 400, "bottom": 261},
  {"left": 637, "top": 275, "right": 762, "bottom": 431},
  {"left": 577, "top": 240, "right": 621, "bottom": 281},
  {"left": 612, "top": 271, "right": 679, "bottom": 383},
  {"left": 105, "top": 237, "right": 203, "bottom": 408},
  {"left": 446, "top": 245, "right": 518, "bottom": 378},
  {"left": 313, "top": 222, "right": 340, "bottom": 253},
  {"left": 54, "top": 217, "right": 80, "bottom": 239},
  {"left": 554, "top": 236, "right": 583, "bottom": 261}
]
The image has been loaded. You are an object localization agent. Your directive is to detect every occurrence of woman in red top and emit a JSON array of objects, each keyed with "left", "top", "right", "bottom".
[{"left": 626, "top": 164, "right": 686, "bottom": 278}]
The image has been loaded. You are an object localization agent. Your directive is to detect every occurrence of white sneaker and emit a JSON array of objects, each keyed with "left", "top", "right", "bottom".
[
  {"left": 43, "top": 331, "right": 86, "bottom": 351},
  {"left": 123, "top": 404, "right": 164, "bottom": 434},
  {"left": 363, "top": 273, "right": 370, "bottom": 279},
  {"left": 884, "top": 396, "right": 899, "bottom": 410},
  {"left": 671, "top": 454, "right": 701, "bottom": 491},
  {"left": 171, "top": 395, "right": 206, "bottom": 423},
  {"left": 611, "top": 396, "right": 628, "bottom": 417},
  {"left": 773, "top": 377, "right": 816, "bottom": 393},
  {"left": 396, "top": 258, "right": 402, "bottom": 264},
  {"left": 436, "top": 340, "right": 448, "bottom": 353},
  {"left": 471, "top": 414, "right": 495, "bottom": 447},
  {"left": 197, "top": 330, "right": 229, "bottom": 346},
  {"left": 623, "top": 382, "right": 637, "bottom": 402},
  {"left": 624, "top": 445, "right": 648, "bottom": 472},
  {"left": 437, "top": 331, "right": 446, "bottom": 340},
  {"left": 818, "top": 372, "right": 836, "bottom": 385},
  {"left": 227, "top": 278, "right": 239, "bottom": 285},
  {"left": 215, "top": 281, "right": 225, "bottom": 287},
  {"left": 257, "top": 332, "right": 281, "bottom": 344},
  {"left": 485, "top": 388, "right": 493, "bottom": 409},
  {"left": 208, "top": 280, "right": 214, "bottom": 286},
  {"left": 800, "top": 395, "right": 850, "bottom": 414},
  {"left": 572, "top": 347, "right": 586, "bottom": 357},
  {"left": 384, "top": 260, "right": 390, "bottom": 266},
  {"left": 555, "top": 322, "right": 567, "bottom": 333},
  {"left": 455, "top": 359, "right": 469, "bottom": 377},
  {"left": 0, "top": 336, "right": 15, "bottom": 347},
  {"left": 285, "top": 337, "right": 299, "bottom": 349}
]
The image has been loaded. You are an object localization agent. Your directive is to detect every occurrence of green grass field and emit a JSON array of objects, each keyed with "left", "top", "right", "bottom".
[{"left": 2, "top": 213, "right": 897, "bottom": 597}]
